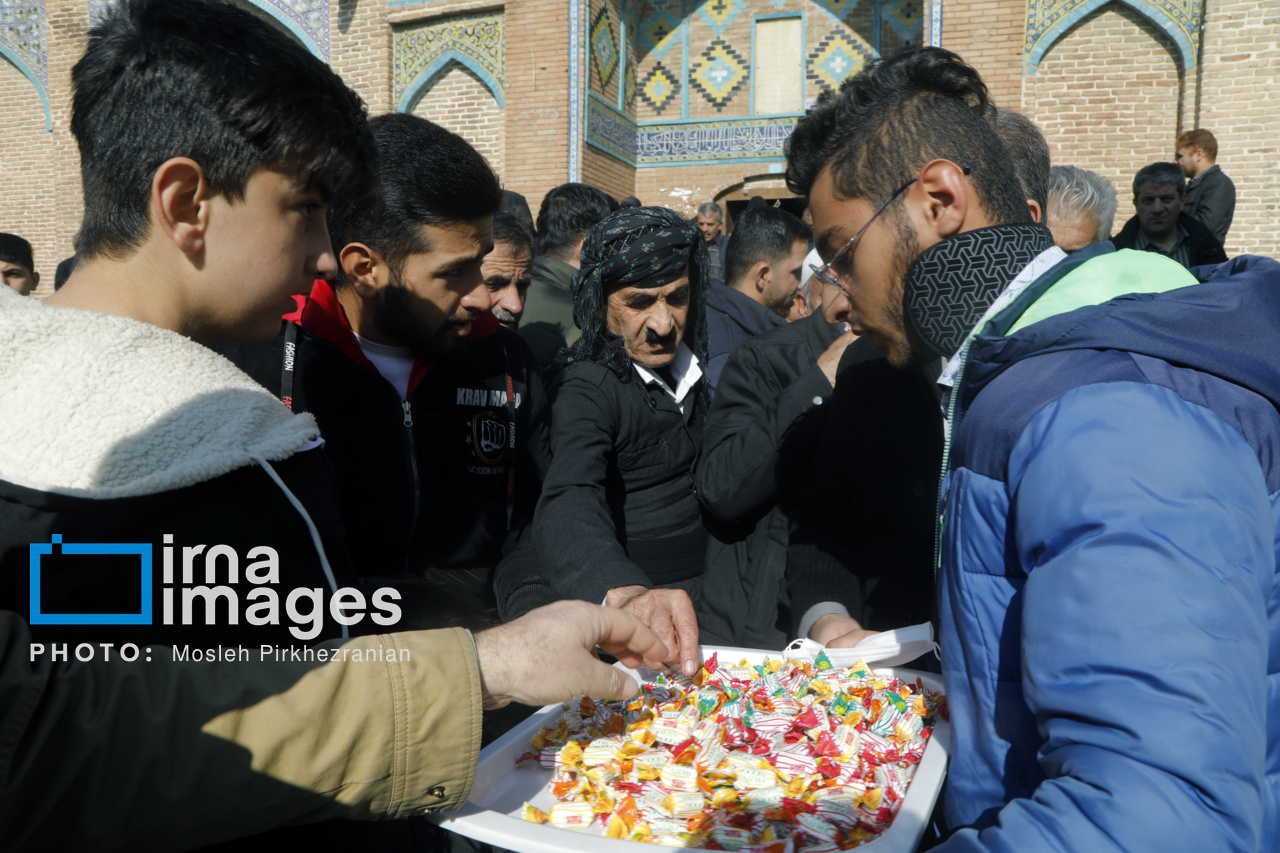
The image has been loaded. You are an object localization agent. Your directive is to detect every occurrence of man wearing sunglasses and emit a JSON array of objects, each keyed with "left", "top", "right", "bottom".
[{"left": 787, "top": 48, "right": 1280, "bottom": 852}]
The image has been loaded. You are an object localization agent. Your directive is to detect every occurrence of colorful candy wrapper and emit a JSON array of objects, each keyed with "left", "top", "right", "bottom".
[{"left": 547, "top": 802, "right": 596, "bottom": 830}]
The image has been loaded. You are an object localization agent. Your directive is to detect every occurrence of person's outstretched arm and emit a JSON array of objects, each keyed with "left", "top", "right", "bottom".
[{"left": 1, "top": 601, "right": 664, "bottom": 852}]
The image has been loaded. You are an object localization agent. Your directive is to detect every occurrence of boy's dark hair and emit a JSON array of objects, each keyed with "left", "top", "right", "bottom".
[
  {"left": 994, "top": 108, "right": 1050, "bottom": 217},
  {"left": 492, "top": 212, "right": 532, "bottom": 256},
  {"left": 71, "top": 0, "right": 374, "bottom": 261},
  {"left": 724, "top": 206, "right": 811, "bottom": 286},
  {"left": 1133, "top": 162, "right": 1186, "bottom": 197},
  {"left": 535, "top": 183, "right": 619, "bottom": 261},
  {"left": 0, "top": 233, "right": 34, "bottom": 272},
  {"left": 619, "top": 196, "right": 642, "bottom": 208},
  {"left": 328, "top": 112, "right": 503, "bottom": 283},
  {"left": 786, "top": 48, "right": 1029, "bottom": 227}
]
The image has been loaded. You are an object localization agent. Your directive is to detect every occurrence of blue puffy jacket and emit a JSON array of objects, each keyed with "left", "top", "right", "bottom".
[{"left": 935, "top": 245, "right": 1280, "bottom": 852}]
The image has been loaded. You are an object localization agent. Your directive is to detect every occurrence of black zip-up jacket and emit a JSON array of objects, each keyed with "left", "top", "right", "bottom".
[
  {"left": 1184, "top": 163, "right": 1236, "bottom": 245},
  {"left": 696, "top": 311, "right": 847, "bottom": 647},
  {"left": 1112, "top": 211, "right": 1228, "bottom": 268},
  {"left": 219, "top": 281, "right": 551, "bottom": 627},
  {"left": 534, "top": 356, "right": 707, "bottom": 605}
]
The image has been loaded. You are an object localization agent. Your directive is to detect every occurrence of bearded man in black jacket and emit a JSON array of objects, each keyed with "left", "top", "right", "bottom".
[{"left": 533, "top": 207, "right": 715, "bottom": 676}]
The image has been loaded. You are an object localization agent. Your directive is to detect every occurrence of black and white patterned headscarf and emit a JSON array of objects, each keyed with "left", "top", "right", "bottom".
[{"left": 557, "top": 206, "right": 710, "bottom": 396}]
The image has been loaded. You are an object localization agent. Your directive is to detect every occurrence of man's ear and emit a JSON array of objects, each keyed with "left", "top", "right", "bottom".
[
  {"left": 151, "top": 157, "right": 211, "bottom": 256},
  {"left": 339, "top": 242, "right": 386, "bottom": 298},
  {"left": 752, "top": 260, "right": 772, "bottom": 293},
  {"left": 912, "top": 159, "right": 972, "bottom": 241},
  {"left": 1026, "top": 199, "right": 1043, "bottom": 224}
]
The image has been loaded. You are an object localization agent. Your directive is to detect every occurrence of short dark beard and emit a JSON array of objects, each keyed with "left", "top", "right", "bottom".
[
  {"left": 374, "top": 269, "right": 474, "bottom": 362},
  {"left": 886, "top": 213, "right": 932, "bottom": 369}
]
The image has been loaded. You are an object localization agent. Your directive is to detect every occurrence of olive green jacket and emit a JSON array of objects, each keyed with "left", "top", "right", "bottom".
[{"left": 0, "top": 612, "right": 481, "bottom": 851}]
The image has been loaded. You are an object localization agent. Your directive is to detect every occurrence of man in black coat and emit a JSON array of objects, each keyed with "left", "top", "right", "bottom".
[
  {"left": 1111, "top": 161, "right": 1227, "bottom": 269},
  {"left": 534, "top": 207, "right": 713, "bottom": 675},
  {"left": 1176, "top": 128, "right": 1236, "bottom": 245}
]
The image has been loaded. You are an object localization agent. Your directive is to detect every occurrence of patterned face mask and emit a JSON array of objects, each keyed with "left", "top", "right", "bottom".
[{"left": 901, "top": 223, "right": 1055, "bottom": 359}]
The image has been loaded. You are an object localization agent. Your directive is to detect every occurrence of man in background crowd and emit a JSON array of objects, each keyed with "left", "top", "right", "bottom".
[
  {"left": 0, "top": 233, "right": 39, "bottom": 296},
  {"left": 696, "top": 201, "right": 730, "bottom": 287},
  {"left": 1112, "top": 161, "right": 1226, "bottom": 268},
  {"left": 1046, "top": 165, "right": 1117, "bottom": 252},
  {"left": 703, "top": 205, "right": 810, "bottom": 394},
  {"left": 518, "top": 182, "right": 617, "bottom": 370},
  {"left": 1177, "top": 128, "right": 1235, "bottom": 245},
  {"left": 993, "top": 108, "right": 1050, "bottom": 224},
  {"left": 483, "top": 212, "right": 533, "bottom": 329}
]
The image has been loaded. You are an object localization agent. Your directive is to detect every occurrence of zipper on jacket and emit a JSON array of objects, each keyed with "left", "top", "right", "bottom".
[
  {"left": 934, "top": 341, "right": 969, "bottom": 586},
  {"left": 401, "top": 398, "right": 421, "bottom": 574}
]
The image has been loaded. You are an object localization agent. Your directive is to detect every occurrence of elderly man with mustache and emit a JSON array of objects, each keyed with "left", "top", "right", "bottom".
[{"left": 532, "top": 207, "right": 718, "bottom": 677}]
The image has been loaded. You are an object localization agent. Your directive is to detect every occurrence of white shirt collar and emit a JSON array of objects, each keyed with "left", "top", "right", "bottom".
[
  {"left": 937, "top": 245, "right": 1067, "bottom": 392},
  {"left": 632, "top": 343, "right": 702, "bottom": 409}
]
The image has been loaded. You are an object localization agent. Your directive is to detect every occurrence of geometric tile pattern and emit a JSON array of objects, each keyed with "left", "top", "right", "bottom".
[
  {"left": 812, "top": 0, "right": 862, "bottom": 21},
  {"left": 640, "top": 61, "right": 680, "bottom": 114},
  {"left": 883, "top": 0, "right": 924, "bottom": 44},
  {"left": 696, "top": 0, "right": 744, "bottom": 36},
  {"left": 690, "top": 38, "right": 749, "bottom": 111},
  {"left": 807, "top": 28, "right": 874, "bottom": 93},
  {"left": 0, "top": 0, "right": 48, "bottom": 129},
  {"left": 591, "top": 5, "right": 618, "bottom": 89},
  {"left": 394, "top": 11, "right": 505, "bottom": 110},
  {"left": 638, "top": 2, "right": 681, "bottom": 58},
  {"left": 1025, "top": 0, "right": 1203, "bottom": 74},
  {"left": 624, "top": 59, "right": 637, "bottom": 109}
]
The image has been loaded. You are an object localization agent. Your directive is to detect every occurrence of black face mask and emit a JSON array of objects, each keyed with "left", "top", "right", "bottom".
[{"left": 901, "top": 223, "right": 1055, "bottom": 360}]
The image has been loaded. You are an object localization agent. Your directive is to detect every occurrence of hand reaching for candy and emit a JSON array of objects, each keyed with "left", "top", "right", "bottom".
[
  {"left": 474, "top": 601, "right": 670, "bottom": 709},
  {"left": 605, "top": 585, "right": 701, "bottom": 677}
]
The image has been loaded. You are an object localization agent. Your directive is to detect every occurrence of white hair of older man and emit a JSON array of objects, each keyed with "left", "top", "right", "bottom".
[{"left": 1047, "top": 165, "right": 1118, "bottom": 241}]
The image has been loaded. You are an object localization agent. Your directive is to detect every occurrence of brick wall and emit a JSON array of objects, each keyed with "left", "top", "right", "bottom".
[
  {"left": 1023, "top": 4, "right": 1182, "bottom": 231},
  {"left": 0, "top": 0, "right": 89, "bottom": 296},
  {"left": 1196, "top": 0, "right": 1279, "bottom": 256},
  {"left": 331, "top": 0, "right": 391, "bottom": 114},
  {"left": 503, "top": 0, "right": 571, "bottom": 214},
  {"left": 412, "top": 64, "right": 506, "bottom": 179},
  {"left": 939, "top": 0, "right": 1026, "bottom": 111}
]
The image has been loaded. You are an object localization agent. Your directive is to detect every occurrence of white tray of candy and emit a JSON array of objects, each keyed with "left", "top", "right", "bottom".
[{"left": 431, "top": 644, "right": 951, "bottom": 853}]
